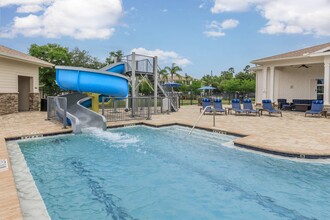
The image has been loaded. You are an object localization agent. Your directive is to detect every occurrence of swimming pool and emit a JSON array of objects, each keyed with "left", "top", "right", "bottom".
[{"left": 18, "top": 126, "right": 330, "bottom": 219}]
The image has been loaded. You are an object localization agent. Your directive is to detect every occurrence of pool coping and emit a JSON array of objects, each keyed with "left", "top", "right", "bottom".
[
  {"left": 112, "top": 122, "right": 330, "bottom": 159},
  {"left": 4, "top": 122, "right": 330, "bottom": 159},
  {"left": 3, "top": 120, "right": 330, "bottom": 219},
  {"left": 6, "top": 141, "right": 51, "bottom": 220}
]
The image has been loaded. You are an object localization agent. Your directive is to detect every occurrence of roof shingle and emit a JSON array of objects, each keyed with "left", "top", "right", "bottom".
[
  {"left": 0, "top": 45, "right": 53, "bottom": 67},
  {"left": 252, "top": 42, "right": 330, "bottom": 63}
]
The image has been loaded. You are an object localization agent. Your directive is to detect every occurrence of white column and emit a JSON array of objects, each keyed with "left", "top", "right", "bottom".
[
  {"left": 131, "top": 52, "right": 136, "bottom": 116},
  {"left": 131, "top": 52, "right": 136, "bottom": 99},
  {"left": 323, "top": 56, "right": 330, "bottom": 105},
  {"left": 269, "top": 66, "right": 275, "bottom": 101},
  {"left": 262, "top": 66, "right": 268, "bottom": 100},
  {"left": 153, "top": 56, "right": 158, "bottom": 113}
]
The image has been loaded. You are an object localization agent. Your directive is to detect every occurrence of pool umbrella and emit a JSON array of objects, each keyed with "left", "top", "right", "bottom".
[
  {"left": 198, "top": 86, "right": 216, "bottom": 90},
  {"left": 164, "top": 82, "right": 182, "bottom": 87},
  {"left": 198, "top": 86, "right": 216, "bottom": 96},
  {"left": 164, "top": 82, "right": 182, "bottom": 93}
]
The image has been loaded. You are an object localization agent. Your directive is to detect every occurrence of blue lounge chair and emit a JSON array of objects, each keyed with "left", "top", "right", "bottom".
[
  {"left": 200, "top": 98, "right": 212, "bottom": 114},
  {"left": 262, "top": 99, "right": 282, "bottom": 117},
  {"left": 213, "top": 98, "right": 226, "bottom": 115},
  {"left": 231, "top": 99, "right": 244, "bottom": 115},
  {"left": 243, "top": 99, "right": 259, "bottom": 116},
  {"left": 305, "top": 100, "right": 324, "bottom": 117}
]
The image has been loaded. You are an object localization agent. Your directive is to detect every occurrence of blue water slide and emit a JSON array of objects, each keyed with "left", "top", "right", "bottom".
[
  {"left": 56, "top": 65, "right": 128, "bottom": 97},
  {"left": 54, "top": 65, "right": 129, "bottom": 132},
  {"left": 102, "top": 63, "right": 125, "bottom": 74}
]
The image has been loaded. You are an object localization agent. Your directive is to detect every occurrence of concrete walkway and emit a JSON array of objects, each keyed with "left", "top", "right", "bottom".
[{"left": 1, "top": 107, "right": 330, "bottom": 219}]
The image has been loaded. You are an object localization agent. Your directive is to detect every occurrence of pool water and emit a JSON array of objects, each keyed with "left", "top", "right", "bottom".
[{"left": 19, "top": 126, "right": 330, "bottom": 220}]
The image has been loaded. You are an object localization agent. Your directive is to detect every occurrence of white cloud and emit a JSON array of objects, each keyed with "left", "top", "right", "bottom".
[
  {"left": 16, "top": 4, "right": 44, "bottom": 13},
  {"left": 204, "top": 31, "right": 225, "bottom": 37},
  {"left": 220, "top": 19, "right": 239, "bottom": 29},
  {"left": 210, "top": 0, "right": 330, "bottom": 36},
  {"left": 211, "top": 0, "right": 260, "bottom": 13},
  {"left": 204, "top": 19, "right": 239, "bottom": 37},
  {"left": 0, "top": 0, "right": 123, "bottom": 39},
  {"left": 130, "top": 48, "right": 191, "bottom": 67},
  {"left": 162, "top": 9, "right": 168, "bottom": 12},
  {"left": 0, "top": 0, "right": 50, "bottom": 7}
]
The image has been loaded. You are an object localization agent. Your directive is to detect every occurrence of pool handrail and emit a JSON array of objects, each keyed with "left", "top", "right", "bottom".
[{"left": 189, "top": 105, "right": 213, "bottom": 135}]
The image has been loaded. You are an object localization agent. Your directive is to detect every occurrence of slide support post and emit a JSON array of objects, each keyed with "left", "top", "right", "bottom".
[{"left": 153, "top": 56, "right": 158, "bottom": 113}]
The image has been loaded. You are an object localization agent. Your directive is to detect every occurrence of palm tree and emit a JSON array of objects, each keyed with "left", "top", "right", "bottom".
[
  {"left": 184, "top": 73, "right": 192, "bottom": 85},
  {"left": 106, "top": 50, "right": 123, "bottom": 64},
  {"left": 165, "top": 63, "right": 182, "bottom": 81},
  {"left": 159, "top": 68, "right": 169, "bottom": 82},
  {"left": 201, "top": 75, "right": 214, "bottom": 87}
]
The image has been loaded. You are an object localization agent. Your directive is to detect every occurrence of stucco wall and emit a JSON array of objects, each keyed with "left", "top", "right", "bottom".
[
  {"left": 0, "top": 57, "right": 39, "bottom": 93},
  {"left": 275, "top": 65, "right": 324, "bottom": 102},
  {"left": 255, "top": 64, "right": 324, "bottom": 103}
]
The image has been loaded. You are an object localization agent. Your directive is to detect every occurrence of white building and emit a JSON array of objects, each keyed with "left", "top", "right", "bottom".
[
  {"left": 0, "top": 45, "right": 53, "bottom": 115},
  {"left": 251, "top": 42, "right": 330, "bottom": 106}
]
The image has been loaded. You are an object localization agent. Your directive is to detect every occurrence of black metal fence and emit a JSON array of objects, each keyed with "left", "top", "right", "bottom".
[{"left": 101, "top": 97, "right": 155, "bottom": 122}]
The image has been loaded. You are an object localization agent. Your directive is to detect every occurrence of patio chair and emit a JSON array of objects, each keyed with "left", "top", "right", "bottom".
[
  {"left": 200, "top": 98, "right": 212, "bottom": 114},
  {"left": 277, "top": 98, "right": 293, "bottom": 110},
  {"left": 243, "top": 99, "right": 259, "bottom": 116},
  {"left": 213, "top": 98, "right": 226, "bottom": 115},
  {"left": 231, "top": 99, "right": 245, "bottom": 115},
  {"left": 305, "top": 100, "right": 324, "bottom": 117},
  {"left": 262, "top": 100, "right": 282, "bottom": 117}
]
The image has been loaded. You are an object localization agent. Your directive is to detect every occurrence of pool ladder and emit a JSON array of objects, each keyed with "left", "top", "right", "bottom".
[{"left": 189, "top": 106, "right": 213, "bottom": 135}]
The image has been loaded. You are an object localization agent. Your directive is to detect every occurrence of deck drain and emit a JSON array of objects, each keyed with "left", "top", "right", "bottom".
[
  {"left": 0, "top": 159, "right": 8, "bottom": 172},
  {"left": 213, "top": 130, "right": 227, "bottom": 135},
  {"left": 21, "top": 134, "right": 43, "bottom": 139}
]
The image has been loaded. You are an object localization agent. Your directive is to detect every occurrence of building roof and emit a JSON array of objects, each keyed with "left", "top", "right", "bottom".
[
  {"left": 252, "top": 42, "right": 330, "bottom": 64},
  {"left": 0, "top": 45, "right": 54, "bottom": 67}
]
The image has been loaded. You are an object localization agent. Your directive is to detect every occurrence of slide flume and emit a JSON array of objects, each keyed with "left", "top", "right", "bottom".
[{"left": 55, "top": 64, "right": 129, "bottom": 133}]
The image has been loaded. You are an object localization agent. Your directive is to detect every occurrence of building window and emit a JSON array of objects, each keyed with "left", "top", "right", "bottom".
[{"left": 316, "top": 79, "right": 324, "bottom": 100}]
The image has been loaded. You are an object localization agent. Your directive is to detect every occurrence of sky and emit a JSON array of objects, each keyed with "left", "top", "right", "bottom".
[{"left": 0, "top": 0, "right": 330, "bottom": 78}]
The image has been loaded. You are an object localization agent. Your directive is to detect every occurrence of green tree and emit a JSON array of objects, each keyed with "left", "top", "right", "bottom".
[
  {"left": 239, "top": 79, "right": 256, "bottom": 95},
  {"left": 184, "top": 73, "right": 192, "bottom": 85},
  {"left": 165, "top": 63, "right": 182, "bottom": 81},
  {"left": 201, "top": 75, "right": 214, "bottom": 86},
  {"left": 29, "top": 43, "right": 71, "bottom": 95},
  {"left": 221, "top": 78, "right": 240, "bottom": 94},
  {"left": 219, "top": 68, "right": 234, "bottom": 81},
  {"left": 235, "top": 65, "right": 255, "bottom": 81},
  {"left": 106, "top": 50, "right": 123, "bottom": 64},
  {"left": 70, "top": 47, "right": 104, "bottom": 69},
  {"left": 189, "top": 79, "right": 202, "bottom": 95},
  {"left": 159, "top": 68, "right": 169, "bottom": 82},
  {"left": 139, "top": 79, "right": 153, "bottom": 95}
]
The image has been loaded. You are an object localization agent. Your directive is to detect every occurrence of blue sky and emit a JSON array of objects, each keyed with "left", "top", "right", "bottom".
[{"left": 0, "top": 0, "right": 330, "bottom": 78}]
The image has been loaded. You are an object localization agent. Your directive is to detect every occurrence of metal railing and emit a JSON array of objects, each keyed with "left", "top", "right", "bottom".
[
  {"left": 101, "top": 97, "right": 154, "bottom": 122},
  {"left": 149, "top": 96, "right": 166, "bottom": 114},
  {"left": 123, "top": 55, "right": 154, "bottom": 73},
  {"left": 47, "top": 96, "right": 68, "bottom": 128}
]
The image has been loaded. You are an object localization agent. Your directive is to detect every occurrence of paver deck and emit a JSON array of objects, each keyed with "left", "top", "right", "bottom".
[{"left": 1, "top": 106, "right": 330, "bottom": 219}]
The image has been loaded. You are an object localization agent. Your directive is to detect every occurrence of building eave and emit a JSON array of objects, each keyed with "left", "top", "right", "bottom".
[
  {"left": 251, "top": 55, "right": 307, "bottom": 64},
  {"left": 0, "top": 52, "right": 54, "bottom": 68},
  {"left": 309, "top": 51, "right": 330, "bottom": 57}
]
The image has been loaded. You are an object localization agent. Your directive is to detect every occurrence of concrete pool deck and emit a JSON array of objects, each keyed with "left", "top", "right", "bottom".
[{"left": 1, "top": 106, "right": 330, "bottom": 218}]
